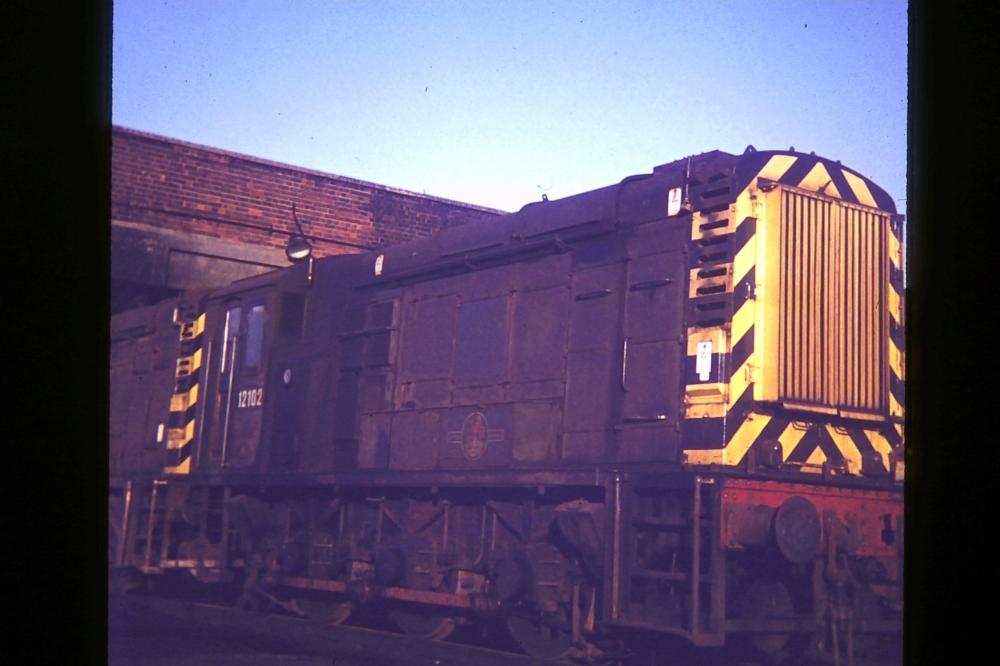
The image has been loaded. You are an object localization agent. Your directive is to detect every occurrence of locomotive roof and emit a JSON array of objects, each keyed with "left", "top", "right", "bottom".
[{"left": 360, "top": 147, "right": 895, "bottom": 286}]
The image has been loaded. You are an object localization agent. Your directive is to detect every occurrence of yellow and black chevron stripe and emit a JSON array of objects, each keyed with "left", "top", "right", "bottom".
[
  {"left": 684, "top": 405, "right": 897, "bottom": 474},
  {"left": 681, "top": 150, "right": 903, "bottom": 473},
  {"left": 163, "top": 311, "right": 206, "bottom": 475},
  {"left": 887, "top": 214, "right": 905, "bottom": 445}
]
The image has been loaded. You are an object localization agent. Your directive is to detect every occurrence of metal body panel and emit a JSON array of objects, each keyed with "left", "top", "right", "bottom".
[{"left": 110, "top": 299, "right": 183, "bottom": 478}]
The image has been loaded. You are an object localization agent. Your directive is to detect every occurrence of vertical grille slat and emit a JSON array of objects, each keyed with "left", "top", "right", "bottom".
[{"left": 778, "top": 191, "right": 887, "bottom": 412}]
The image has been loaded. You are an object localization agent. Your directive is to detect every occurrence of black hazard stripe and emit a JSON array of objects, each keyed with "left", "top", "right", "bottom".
[
  {"left": 786, "top": 427, "right": 817, "bottom": 463},
  {"left": 815, "top": 427, "right": 847, "bottom": 466},
  {"left": 826, "top": 165, "right": 860, "bottom": 206},
  {"left": 883, "top": 423, "right": 903, "bottom": 447},
  {"left": 889, "top": 315, "right": 905, "bottom": 350},
  {"left": 757, "top": 416, "right": 790, "bottom": 445},
  {"left": 732, "top": 216, "right": 756, "bottom": 250},
  {"left": 726, "top": 383, "right": 755, "bottom": 433},
  {"left": 777, "top": 156, "right": 820, "bottom": 189},
  {"left": 682, "top": 384, "right": 756, "bottom": 450},
  {"left": 846, "top": 426, "right": 880, "bottom": 457},
  {"left": 685, "top": 351, "right": 729, "bottom": 385},
  {"left": 166, "top": 440, "right": 195, "bottom": 467},
  {"left": 889, "top": 369, "right": 905, "bottom": 407},
  {"left": 682, "top": 416, "right": 725, "bottom": 450},
  {"left": 730, "top": 324, "right": 755, "bottom": 377},
  {"left": 786, "top": 425, "right": 845, "bottom": 467},
  {"left": 889, "top": 262, "right": 904, "bottom": 292},
  {"left": 737, "top": 415, "right": 790, "bottom": 465},
  {"left": 176, "top": 372, "right": 200, "bottom": 393},
  {"left": 168, "top": 402, "right": 199, "bottom": 426}
]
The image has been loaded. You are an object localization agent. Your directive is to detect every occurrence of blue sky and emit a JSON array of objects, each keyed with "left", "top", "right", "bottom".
[{"left": 113, "top": 0, "right": 906, "bottom": 215}]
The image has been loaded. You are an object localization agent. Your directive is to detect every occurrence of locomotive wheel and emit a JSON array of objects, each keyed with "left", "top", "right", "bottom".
[
  {"left": 298, "top": 598, "right": 353, "bottom": 626},
  {"left": 506, "top": 612, "right": 573, "bottom": 661},
  {"left": 742, "top": 579, "right": 794, "bottom": 656},
  {"left": 389, "top": 608, "right": 457, "bottom": 641}
]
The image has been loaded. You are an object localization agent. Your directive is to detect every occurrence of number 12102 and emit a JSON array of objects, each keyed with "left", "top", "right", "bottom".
[{"left": 237, "top": 387, "right": 263, "bottom": 408}]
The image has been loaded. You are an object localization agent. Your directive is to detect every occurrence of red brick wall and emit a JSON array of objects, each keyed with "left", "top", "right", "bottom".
[{"left": 112, "top": 127, "right": 504, "bottom": 257}]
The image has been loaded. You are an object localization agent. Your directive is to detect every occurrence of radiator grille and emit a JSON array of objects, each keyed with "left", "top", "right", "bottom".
[{"left": 778, "top": 190, "right": 888, "bottom": 411}]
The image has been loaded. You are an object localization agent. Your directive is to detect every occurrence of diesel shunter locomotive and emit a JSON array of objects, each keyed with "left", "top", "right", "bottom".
[{"left": 109, "top": 147, "right": 904, "bottom": 663}]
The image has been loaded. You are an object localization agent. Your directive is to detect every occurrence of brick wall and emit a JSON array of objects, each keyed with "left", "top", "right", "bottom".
[{"left": 112, "top": 126, "right": 504, "bottom": 258}]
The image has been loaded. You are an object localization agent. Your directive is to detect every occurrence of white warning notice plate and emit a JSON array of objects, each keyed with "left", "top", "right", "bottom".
[
  {"left": 696, "top": 341, "right": 713, "bottom": 381},
  {"left": 668, "top": 187, "right": 683, "bottom": 216}
]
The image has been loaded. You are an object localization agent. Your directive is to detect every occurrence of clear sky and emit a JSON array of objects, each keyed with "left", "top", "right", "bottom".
[{"left": 113, "top": 0, "right": 907, "bottom": 215}]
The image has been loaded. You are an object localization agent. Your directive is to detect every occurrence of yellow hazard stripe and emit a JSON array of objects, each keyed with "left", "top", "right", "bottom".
[
  {"left": 166, "top": 420, "right": 195, "bottom": 449},
  {"left": 889, "top": 392, "right": 904, "bottom": 419},
  {"left": 864, "top": 428, "right": 894, "bottom": 472},
  {"left": 757, "top": 154, "right": 797, "bottom": 182},
  {"left": 825, "top": 425, "right": 863, "bottom": 475},
  {"left": 164, "top": 458, "right": 191, "bottom": 475},
  {"left": 803, "top": 447, "right": 827, "bottom": 471},
  {"left": 685, "top": 382, "right": 728, "bottom": 402},
  {"left": 798, "top": 161, "right": 843, "bottom": 200},
  {"left": 888, "top": 229, "right": 903, "bottom": 271},
  {"left": 180, "top": 313, "right": 206, "bottom": 341},
  {"left": 722, "top": 412, "right": 771, "bottom": 465},
  {"left": 176, "top": 348, "right": 203, "bottom": 376},
  {"left": 894, "top": 423, "right": 904, "bottom": 441},
  {"left": 684, "top": 448, "right": 724, "bottom": 465},
  {"left": 169, "top": 384, "right": 199, "bottom": 413},
  {"left": 889, "top": 339, "right": 904, "bottom": 381},
  {"left": 777, "top": 422, "right": 808, "bottom": 460},
  {"left": 728, "top": 357, "right": 753, "bottom": 408},
  {"left": 731, "top": 299, "right": 754, "bottom": 348},
  {"left": 841, "top": 169, "right": 878, "bottom": 209},
  {"left": 690, "top": 213, "right": 737, "bottom": 241},
  {"left": 732, "top": 232, "right": 756, "bottom": 285},
  {"left": 888, "top": 284, "right": 902, "bottom": 322}
]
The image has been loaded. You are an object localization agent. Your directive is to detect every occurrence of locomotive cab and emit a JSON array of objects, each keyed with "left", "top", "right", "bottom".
[
  {"left": 169, "top": 258, "right": 334, "bottom": 476},
  {"left": 189, "top": 271, "right": 280, "bottom": 473}
]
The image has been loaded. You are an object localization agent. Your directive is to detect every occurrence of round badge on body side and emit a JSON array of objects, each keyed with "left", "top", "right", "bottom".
[{"left": 460, "top": 412, "right": 489, "bottom": 461}]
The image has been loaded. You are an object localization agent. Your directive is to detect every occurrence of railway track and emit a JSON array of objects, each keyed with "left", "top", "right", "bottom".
[
  {"left": 109, "top": 590, "right": 900, "bottom": 666},
  {"left": 110, "top": 591, "right": 547, "bottom": 666}
]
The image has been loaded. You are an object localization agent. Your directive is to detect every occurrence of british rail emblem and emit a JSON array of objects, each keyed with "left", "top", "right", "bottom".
[{"left": 448, "top": 412, "right": 505, "bottom": 461}]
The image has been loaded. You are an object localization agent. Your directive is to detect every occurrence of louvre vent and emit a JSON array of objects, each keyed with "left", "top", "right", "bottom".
[{"left": 778, "top": 190, "right": 888, "bottom": 411}]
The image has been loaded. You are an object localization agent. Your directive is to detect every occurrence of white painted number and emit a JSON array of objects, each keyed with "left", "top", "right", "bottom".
[{"left": 237, "top": 387, "right": 264, "bottom": 408}]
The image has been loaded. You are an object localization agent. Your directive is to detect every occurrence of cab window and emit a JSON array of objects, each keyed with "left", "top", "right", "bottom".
[{"left": 244, "top": 304, "right": 266, "bottom": 370}]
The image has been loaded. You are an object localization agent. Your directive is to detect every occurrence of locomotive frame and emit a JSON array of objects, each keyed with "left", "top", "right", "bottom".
[{"left": 109, "top": 147, "right": 904, "bottom": 663}]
